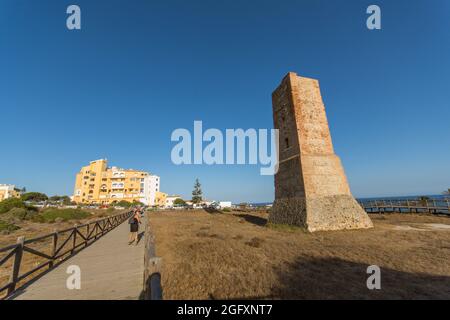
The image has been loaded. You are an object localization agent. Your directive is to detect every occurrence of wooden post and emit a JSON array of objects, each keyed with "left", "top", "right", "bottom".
[
  {"left": 72, "top": 226, "right": 77, "bottom": 254},
  {"left": 94, "top": 223, "right": 99, "bottom": 239},
  {"left": 8, "top": 236, "right": 24, "bottom": 295},
  {"left": 49, "top": 230, "right": 58, "bottom": 268},
  {"left": 86, "top": 224, "right": 90, "bottom": 245},
  {"left": 145, "top": 257, "right": 162, "bottom": 300}
]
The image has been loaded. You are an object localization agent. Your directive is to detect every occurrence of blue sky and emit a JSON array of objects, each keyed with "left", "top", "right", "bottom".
[{"left": 0, "top": 0, "right": 449, "bottom": 203}]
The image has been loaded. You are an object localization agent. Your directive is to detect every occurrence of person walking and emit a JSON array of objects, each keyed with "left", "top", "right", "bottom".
[{"left": 128, "top": 208, "right": 141, "bottom": 245}]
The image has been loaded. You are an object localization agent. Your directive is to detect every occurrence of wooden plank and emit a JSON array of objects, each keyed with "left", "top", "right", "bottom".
[
  {"left": 17, "top": 261, "right": 51, "bottom": 282},
  {"left": 22, "top": 246, "right": 53, "bottom": 260},
  {"left": 0, "top": 243, "right": 19, "bottom": 254},
  {"left": 54, "top": 230, "right": 75, "bottom": 256},
  {"left": 0, "top": 246, "right": 17, "bottom": 266}
]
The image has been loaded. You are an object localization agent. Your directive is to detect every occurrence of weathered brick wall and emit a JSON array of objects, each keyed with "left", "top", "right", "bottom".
[{"left": 269, "top": 72, "right": 373, "bottom": 231}]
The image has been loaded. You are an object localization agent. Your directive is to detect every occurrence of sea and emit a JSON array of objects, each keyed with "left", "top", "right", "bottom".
[{"left": 250, "top": 194, "right": 449, "bottom": 207}]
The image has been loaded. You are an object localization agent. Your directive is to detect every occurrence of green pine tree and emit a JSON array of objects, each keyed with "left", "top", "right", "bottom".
[{"left": 192, "top": 178, "right": 203, "bottom": 204}]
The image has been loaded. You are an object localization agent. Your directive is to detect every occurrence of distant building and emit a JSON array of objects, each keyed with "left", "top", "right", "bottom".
[
  {"left": 219, "top": 201, "right": 232, "bottom": 208},
  {"left": 155, "top": 191, "right": 167, "bottom": 207},
  {"left": 72, "top": 159, "right": 160, "bottom": 205},
  {"left": 164, "top": 195, "right": 182, "bottom": 208},
  {"left": 0, "top": 184, "right": 22, "bottom": 201}
]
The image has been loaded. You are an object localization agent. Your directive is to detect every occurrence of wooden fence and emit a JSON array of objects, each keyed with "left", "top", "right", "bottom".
[
  {"left": 0, "top": 210, "right": 133, "bottom": 299},
  {"left": 358, "top": 198, "right": 450, "bottom": 215},
  {"left": 143, "top": 217, "right": 162, "bottom": 300}
]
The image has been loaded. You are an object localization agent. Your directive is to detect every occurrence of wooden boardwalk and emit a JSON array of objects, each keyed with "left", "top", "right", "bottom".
[
  {"left": 359, "top": 199, "right": 450, "bottom": 215},
  {"left": 10, "top": 217, "right": 146, "bottom": 300}
]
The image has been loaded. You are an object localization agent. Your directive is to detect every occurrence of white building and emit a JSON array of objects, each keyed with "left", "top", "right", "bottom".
[
  {"left": 164, "top": 195, "right": 181, "bottom": 208},
  {"left": 141, "top": 175, "right": 160, "bottom": 206},
  {"left": 219, "top": 201, "right": 232, "bottom": 209},
  {"left": 0, "top": 184, "right": 21, "bottom": 202}
]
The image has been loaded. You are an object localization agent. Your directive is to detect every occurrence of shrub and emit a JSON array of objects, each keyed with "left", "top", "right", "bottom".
[
  {"left": 116, "top": 200, "right": 132, "bottom": 208},
  {"left": 30, "top": 214, "right": 45, "bottom": 223},
  {"left": 222, "top": 207, "right": 231, "bottom": 212},
  {"left": 8, "top": 207, "right": 28, "bottom": 220},
  {"left": 49, "top": 195, "right": 71, "bottom": 205},
  {"left": 21, "top": 192, "right": 48, "bottom": 202},
  {"left": 0, "top": 198, "right": 27, "bottom": 214},
  {"left": 0, "top": 220, "right": 20, "bottom": 233},
  {"left": 174, "top": 198, "right": 186, "bottom": 206},
  {"left": 8, "top": 207, "right": 40, "bottom": 221},
  {"left": 40, "top": 208, "right": 91, "bottom": 223}
]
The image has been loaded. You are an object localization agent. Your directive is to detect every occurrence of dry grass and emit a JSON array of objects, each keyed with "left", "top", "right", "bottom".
[{"left": 149, "top": 210, "right": 450, "bottom": 300}]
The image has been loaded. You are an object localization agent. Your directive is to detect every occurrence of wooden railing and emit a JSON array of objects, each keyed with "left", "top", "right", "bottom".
[
  {"left": 143, "top": 217, "right": 162, "bottom": 300},
  {"left": 0, "top": 210, "right": 133, "bottom": 299},
  {"left": 358, "top": 198, "right": 450, "bottom": 215}
]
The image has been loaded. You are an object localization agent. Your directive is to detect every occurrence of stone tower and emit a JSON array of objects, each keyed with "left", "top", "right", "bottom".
[{"left": 269, "top": 72, "right": 373, "bottom": 232}]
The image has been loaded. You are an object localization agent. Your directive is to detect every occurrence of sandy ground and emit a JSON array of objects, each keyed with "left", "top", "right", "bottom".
[{"left": 149, "top": 210, "right": 450, "bottom": 300}]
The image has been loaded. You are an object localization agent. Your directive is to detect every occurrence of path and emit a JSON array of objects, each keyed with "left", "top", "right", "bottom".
[{"left": 11, "top": 216, "right": 146, "bottom": 300}]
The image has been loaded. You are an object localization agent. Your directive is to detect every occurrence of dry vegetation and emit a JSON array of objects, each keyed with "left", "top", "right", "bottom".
[{"left": 149, "top": 210, "right": 450, "bottom": 300}]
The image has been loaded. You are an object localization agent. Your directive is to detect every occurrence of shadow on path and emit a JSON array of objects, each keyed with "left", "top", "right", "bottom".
[{"left": 136, "top": 231, "right": 145, "bottom": 245}]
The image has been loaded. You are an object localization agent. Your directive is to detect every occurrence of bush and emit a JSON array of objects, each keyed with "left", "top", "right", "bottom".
[
  {"left": 174, "top": 198, "right": 186, "bottom": 206},
  {"left": 8, "top": 207, "right": 28, "bottom": 220},
  {"left": 0, "top": 198, "right": 27, "bottom": 214},
  {"left": 222, "top": 208, "right": 231, "bottom": 212},
  {"left": 49, "top": 195, "right": 71, "bottom": 205},
  {"left": 115, "top": 200, "right": 132, "bottom": 208},
  {"left": 21, "top": 192, "right": 48, "bottom": 202},
  {"left": 40, "top": 208, "right": 91, "bottom": 223},
  {"left": 0, "top": 220, "right": 20, "bottom": 233}
]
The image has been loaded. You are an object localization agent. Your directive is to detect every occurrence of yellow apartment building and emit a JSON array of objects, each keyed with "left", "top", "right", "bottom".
[{"left": 73, "top": 159, "right": 160, "bottom": 205}]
